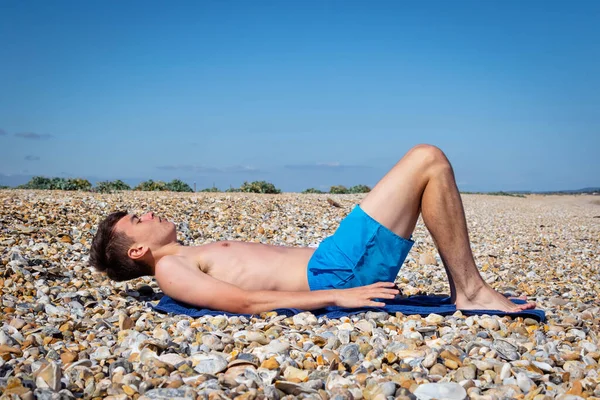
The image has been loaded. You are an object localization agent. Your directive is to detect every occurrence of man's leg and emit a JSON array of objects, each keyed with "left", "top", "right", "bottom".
[{"left": 360, "top": 144, "right": 535, "bottom": 311}]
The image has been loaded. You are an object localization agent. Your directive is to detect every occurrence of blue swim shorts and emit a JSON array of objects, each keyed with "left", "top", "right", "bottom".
[{"left": 307, "top": 205, "right": 414, "bottom": 291}]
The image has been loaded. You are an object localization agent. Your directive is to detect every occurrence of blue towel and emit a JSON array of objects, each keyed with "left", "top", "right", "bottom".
[{"left": 151, "top": 295, "right": 546, "bottom": 322}]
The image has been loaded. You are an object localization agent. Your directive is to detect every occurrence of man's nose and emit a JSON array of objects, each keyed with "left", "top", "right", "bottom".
[{"left": 142, "top": 212, "right": 154, "bottom": 221}]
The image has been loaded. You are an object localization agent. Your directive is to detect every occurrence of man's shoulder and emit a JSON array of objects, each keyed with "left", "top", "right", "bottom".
[
  {"left": 156, "top": 254, "right": 180, "bottom": 266},
  {"left": 155, "top": 254, "right": 196, "bottom": 275}
]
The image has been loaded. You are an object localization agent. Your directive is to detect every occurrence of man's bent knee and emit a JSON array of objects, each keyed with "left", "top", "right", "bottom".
[{"left": 405, "top": 144, "right": 449, "bottom": 168}]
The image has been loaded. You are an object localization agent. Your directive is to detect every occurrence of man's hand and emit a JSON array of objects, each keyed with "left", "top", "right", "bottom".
[{"left": 334, "top": 282, "right": 399, "bottom": 308}]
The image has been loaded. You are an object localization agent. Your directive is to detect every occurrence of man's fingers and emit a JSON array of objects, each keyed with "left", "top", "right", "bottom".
[
  {"left": 371, "top": 293, "right": 396, "bottom": 299},
  {"left": 368, "top": 301, "right": 386, "bottom": 307},
  {"left": 370, "top": 281, "right": 396, "bottom": 288}
]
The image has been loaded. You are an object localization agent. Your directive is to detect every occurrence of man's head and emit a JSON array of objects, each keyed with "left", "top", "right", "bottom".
[{"left": 89, "top": 211, "right": 177, "bottom": 281}]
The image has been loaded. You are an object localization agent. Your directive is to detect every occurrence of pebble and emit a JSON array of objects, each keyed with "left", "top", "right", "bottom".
[
  {"left": 34, "top": 362, "right": 61, "bottom": 392},
  {"left": 192, "top": 354, "right": 228, "bottom": 375},
  {"left": 0, "top": 191, "right": 598, "bottom": 399},
  {"left": 413, "top": 382, "right": 467, "bottom": 400}
]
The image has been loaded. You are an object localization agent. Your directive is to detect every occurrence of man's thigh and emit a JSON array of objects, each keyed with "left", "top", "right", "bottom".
[{"left": 360, "top": 146, "right": 431, "bottom": 239}]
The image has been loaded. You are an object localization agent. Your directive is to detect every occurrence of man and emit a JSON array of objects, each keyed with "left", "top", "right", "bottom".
[{"left": 89, "top": 144, "right": 535, "bottom": 314}]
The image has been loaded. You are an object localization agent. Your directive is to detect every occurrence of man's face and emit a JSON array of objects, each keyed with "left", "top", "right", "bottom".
[{"left": 114, "top": 211, "right": 177, "bottom": 251}]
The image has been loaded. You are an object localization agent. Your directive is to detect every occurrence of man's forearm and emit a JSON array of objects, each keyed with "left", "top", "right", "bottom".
[{"left": 244, "top": 289, "right": 337, "bottom": 314}]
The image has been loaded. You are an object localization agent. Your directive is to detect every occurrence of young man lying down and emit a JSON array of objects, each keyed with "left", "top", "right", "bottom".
[{"left": 89, "top": 144, "right": 535, "bottom": 314}]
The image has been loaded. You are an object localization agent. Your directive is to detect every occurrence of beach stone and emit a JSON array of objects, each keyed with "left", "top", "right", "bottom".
[
  {"left": 119, "top": 314, "right": 134, "bottom": 330},
  {"left": 283, "top": 366, "right": 309, "bottom": 382},
  {"left": 339, "top": 343, "right": 360, "bottom": 367},
  {"left": 419, "top": 253, "right": 437, "bottom": 266},
  {"left": 472, "top": 359, "right": 495, "bottom": 371},
  {"left": 422, "top": 351, "right": 438, "bottom": 368},
  {"left": 275, "top": 381, "right": 317, "bottom": 395},
  {"left": 499, "top": 362, "right": 512, "bottom": 380},
  {"left": 338, "top": 329, "right": 350, "bottom": 344},
  {"left": 484, "top": 386, "right": 520, "bottom": 398},
  {"left": 430, "top": 363, "right": 447, "bottom": 376},
  {"left": 516, "top": 372, "right": 535, "bottom": 393},
  {"left": 243, "top": 331, "right": 269, "bottom": 345},
  {"left": 33, "top": 389, "right": 56, "bottom": 400},
  {"left": 455, "top": 365, "right": 476, "bottom": 381},
  {"left": 550, "top": 297, "right": 568, "bottom": 306},
  {"left": 363, "top": 381, "right": 396, "bottom": 399},
  {"left": 355, "top": 320, "right": 373, "bottom": 334},
  {"left": 193, "top": 354, "right": 228, "bottom": 375},
  {"left": 222, "top": 365, "right": 251, "bottom": 386},
  {"left": 0, "top": 345, "right": 22, "bottom": 356},
  {"left": 91, "top": 346, "right": 112, "bottom": 360},
  {"left": 9, "top": 318, "right": 26, "bottom": 330},
  {"left": 425, "top": 314, "right": 444, "bottom": 324},
  {"left": 493, "top": 339, "right": 519, "bottom": 361},
  {"left": 110, "top": 359, "right": 133, "bottom": 376},
  {"left": 261, "top": 357, "right": 280, "bottom": 370},
  {"left": 0, "top": 330, "right": 12, "bottom": 346},
  {"left": 326, "top": 373, "right": 353, "bottom": 390},
  {"left": 201, "top": 334, "right": 224, "bottom": 351},
  {"left": 60, "top": 351, "right": 78, "bottom": 365},
  {"left": 34, "top": 362, "right": 61, "bottom": 392},
  {"left": 413, "top": 382, "right": 467, "bottom": 400},
  {"left": 158, "top": 353, "right": 186, "bottom": 367},
  {"left": 533, "top": 361, "right": 554, "bottom": 372},
  {"left": 139, "top": 388, "right": 195, "bottom": 399},
  {"left": 292, "top": 312, "right": 318, "bottom": 326},
  {"left": 478, "top": 317, "right": 500, "bottom": 330},
  {"left": 256, "top": 339, "right": 289, "bottom": 356}
]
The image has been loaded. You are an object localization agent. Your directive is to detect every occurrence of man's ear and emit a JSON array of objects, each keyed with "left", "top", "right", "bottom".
[{"left": 128, "top": 244, "right": 149, "bottom": 260}]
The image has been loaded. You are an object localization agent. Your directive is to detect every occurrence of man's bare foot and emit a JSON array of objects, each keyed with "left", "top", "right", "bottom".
[{"left": 456, "top": 285, "right": 536, "bottom": 312}]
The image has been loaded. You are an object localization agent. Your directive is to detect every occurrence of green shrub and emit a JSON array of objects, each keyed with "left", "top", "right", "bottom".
[
  {"left": 52, "top": 177, "right": 72, "bottom": 190},
  {"left": 134, "top": 179, "right": 168, "bottom": 191},
  {"left": 166, "top": 179, "right": 193, "bottom": 192},
  {"left": 19, "top": 176, "right": 52, "bottom": 189},
  {"left": 348, "top": 184, "right": 371, "bottom": 194},
  {"left": 240, "top": 181, "right": 281, "bottom": 194},
  {"left": 19, "top": 176, "right": 91, "bottom": 191},
  {"left": 488, "top": 191, "right": 526, "bottom": 198},
  {"left": 200, "top": 186, "right": 221, "bottom": 192},
  {"left": 225, "top": 187, "right": 241, "bottom": 193},
  {"left": 0, "top": 185, "right": 10, "bottom": 189},
  {"left": 329, "top": 185, "right": 349, "bottom": 194},
  {"left": 95, "top": 180, "right": 131, "bottom": 193},
  {"left": 302, "top": 188, "right": 324, "bottom": 194},
  {"left": 68, "top": 178, "right": 92, "bottom": 191}
]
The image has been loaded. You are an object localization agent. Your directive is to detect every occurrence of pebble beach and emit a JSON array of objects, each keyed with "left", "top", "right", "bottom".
[{"left": 1, "top": 190, "right": 599, "bottom": 400}]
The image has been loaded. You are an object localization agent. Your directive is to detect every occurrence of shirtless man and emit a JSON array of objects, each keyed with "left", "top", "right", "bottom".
[{"left": 89, "top": 144, "right": 535, "bottom": 314}]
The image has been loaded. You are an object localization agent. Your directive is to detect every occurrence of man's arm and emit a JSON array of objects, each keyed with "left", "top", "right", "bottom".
[{"left": 155, "top": 256, "right": 398, "bottom": 314}]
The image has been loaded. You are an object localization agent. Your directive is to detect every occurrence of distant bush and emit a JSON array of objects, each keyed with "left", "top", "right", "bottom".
[
  {"left": 488, "top": 191, "right": 526, "bottom": 198},
  {"left": 302, "top": 188, "right": 324, "bottom": 194},
  {"left": 200, "top": 186, "right": 221, "bottom": 192},
  {"left": 68, "top": 178, "right": 93, "bottom": 191},
  {"left": 166, "top": 179, "right": 193, "bottom": 192},
  {"left": 240, "top": 181, "right": 281, "bottom": 194},
  {"left": 329, "top": 185, "right": 349, "bottom": 194},
  {"left": 18, "top": 176, "right": 52, "bottom": 189},
  {"left": 0, "top": 185, "right": 10, "bottom": 189},
  {"left": 19, "top": 176, "right": 92, "bottom": 191},
  {"left": 348, "top": 184, "right": 371, "bottom": 194},
  {"left": 461, "top": 191, "right": 526, "bottom": 198},
  {"left": 134, "top": 179, "right": 168, "bottom": 191},
  {"left": 95, "top": 180, "right": 131, "bottom": 193},
  {"left": 225, "top": 187, "right": 242, "bottom": 193}
]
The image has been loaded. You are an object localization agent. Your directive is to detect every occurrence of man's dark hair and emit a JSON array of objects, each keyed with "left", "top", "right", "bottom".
[{"left": 89, "top": 211, "right": 152, "bottom": 281}]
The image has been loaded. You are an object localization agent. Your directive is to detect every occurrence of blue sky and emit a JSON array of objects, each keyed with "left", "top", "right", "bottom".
[{"left": 1, "top": 0, "right": 598, "bottom": 192}]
